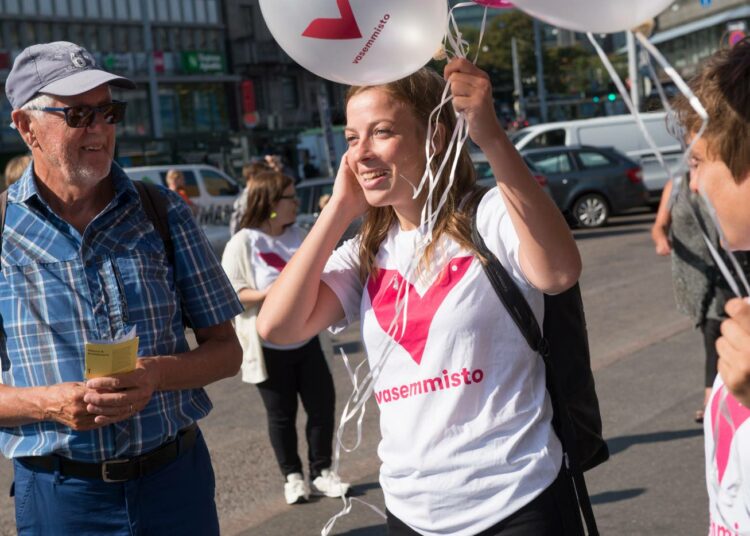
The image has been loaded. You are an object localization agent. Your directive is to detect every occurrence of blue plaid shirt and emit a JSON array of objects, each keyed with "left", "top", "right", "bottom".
[{"left": 0, "top": 163, "right": 242, "bottom": 462}]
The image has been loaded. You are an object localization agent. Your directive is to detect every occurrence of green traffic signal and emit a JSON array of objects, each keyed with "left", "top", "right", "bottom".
[
  {"left": 607, "top": 93, "right": 617, "bottom": 102},
  {"left": 593, "top": 96, "right": 600, "bottom": 103}
]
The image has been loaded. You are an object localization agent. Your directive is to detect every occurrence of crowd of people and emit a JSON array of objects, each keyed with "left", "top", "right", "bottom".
[{"left": 0, "top": 36, "right": 748, "bottom": 536}]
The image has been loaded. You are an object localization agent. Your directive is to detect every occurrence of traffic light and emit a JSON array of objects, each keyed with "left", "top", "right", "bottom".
[
  {"left": 593, "top": 96, "right": 600, "bottom": 103},
  {"left": 607, "top": 93, "right": 617, "bottom": 102}
]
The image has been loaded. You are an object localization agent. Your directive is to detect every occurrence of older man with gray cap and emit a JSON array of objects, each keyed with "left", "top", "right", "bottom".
[{"left": 1, "top": 41, "right": 243, "bottom": 535}]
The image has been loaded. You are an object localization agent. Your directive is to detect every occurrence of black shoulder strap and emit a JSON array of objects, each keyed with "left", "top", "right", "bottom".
[{"left": 132, "top": 181, "right": 174, "bottom": 266}]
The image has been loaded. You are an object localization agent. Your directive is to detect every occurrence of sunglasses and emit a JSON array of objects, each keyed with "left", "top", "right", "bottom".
[{"left": 26, "top": 100, "right": 127, "bottom": 128}]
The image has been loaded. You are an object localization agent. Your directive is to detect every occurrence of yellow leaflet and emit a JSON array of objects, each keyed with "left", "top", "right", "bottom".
[{"left": 84, "top": 337, "right": 139, "bottom": 379}]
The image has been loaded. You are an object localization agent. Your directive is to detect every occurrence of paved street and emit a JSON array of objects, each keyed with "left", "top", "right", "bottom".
[{"left": 0, "top": 210, "right": 710, "bottom": 535}]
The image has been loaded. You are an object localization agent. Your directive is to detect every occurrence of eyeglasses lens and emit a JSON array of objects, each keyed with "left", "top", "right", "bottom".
[{"left": 66, "top": 102, "right": 127, "bottom": 128}]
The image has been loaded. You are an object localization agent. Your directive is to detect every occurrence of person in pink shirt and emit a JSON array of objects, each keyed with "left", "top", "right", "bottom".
[{"left": 673, "top": 37, "right": 750, "bottom": 534}]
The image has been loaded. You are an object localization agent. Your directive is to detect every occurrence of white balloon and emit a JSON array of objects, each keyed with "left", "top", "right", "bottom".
[
  {"left": 258, "top": 0, "right": 448, "bottom": 85},
  {"left": 511, "top": 0, "right": 673, "bottom": 34}
]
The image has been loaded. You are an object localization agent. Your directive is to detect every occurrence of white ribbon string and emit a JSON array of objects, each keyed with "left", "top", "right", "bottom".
[
  {"left": 587, "top": 32, "right": 673, "bottom": 187},
  {"left": 322, "top": 5, "right": 490, "bottom": 533}
]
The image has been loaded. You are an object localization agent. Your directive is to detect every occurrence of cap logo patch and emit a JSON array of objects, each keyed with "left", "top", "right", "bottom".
[{"left": 70, "top": 51, "right": 92, "bottom": 69}]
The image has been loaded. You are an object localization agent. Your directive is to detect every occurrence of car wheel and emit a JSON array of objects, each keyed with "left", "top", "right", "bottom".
[{"left": 572, "top": 193, "right": 609, "bottom": 228}]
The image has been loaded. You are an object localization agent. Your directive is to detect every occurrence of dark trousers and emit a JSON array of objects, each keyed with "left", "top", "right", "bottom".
[
  {"left": 257, "top": 336, "right": 336, "bottom": 479},
  {"left": 386, "top": 466, "right": 583, "bottom": 536},
  {"left": 12, "top": 429, "right": 218, "bottom": 536},
  {"left": 702, "top": 318, "right": 721, "bottom": 387}
]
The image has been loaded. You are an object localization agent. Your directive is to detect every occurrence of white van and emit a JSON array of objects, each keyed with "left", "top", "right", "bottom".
[
  {"left": 509, "top": 112, "right": 682, "bottom": 205},
  {"left": 123, "top": 164, "right": 241, "bottom": 255}
]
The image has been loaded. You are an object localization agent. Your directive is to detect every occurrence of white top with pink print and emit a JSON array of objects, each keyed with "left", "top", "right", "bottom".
[
  {"left": 322, "top": 188, "right": 562, "bottom": 536},
  {"left": 704, "top": 373, "right": 750, "bottom": 536}
]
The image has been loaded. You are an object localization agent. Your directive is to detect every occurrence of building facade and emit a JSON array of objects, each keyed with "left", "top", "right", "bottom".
[
  {"left": 0, "top": 0, "right": 238, "bottom": 167},
  {"left": 653, "top": 0, "right": 750, "bottom": 78}
]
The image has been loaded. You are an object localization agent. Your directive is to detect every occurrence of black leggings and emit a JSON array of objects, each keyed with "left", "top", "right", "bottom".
[
  {"left": 386, "top": 467, "right": 583, "bottom": 536},
  {"left": 256, "top": 337, "right": 336, "bottom": 479},
  {"left": 703, "top": 319, "right": 721, "bottom": 388}
]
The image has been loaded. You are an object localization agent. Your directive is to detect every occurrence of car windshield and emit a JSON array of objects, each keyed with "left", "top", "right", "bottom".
[{"left": 508, "top": 129, "right": 530, "bottom": 145}]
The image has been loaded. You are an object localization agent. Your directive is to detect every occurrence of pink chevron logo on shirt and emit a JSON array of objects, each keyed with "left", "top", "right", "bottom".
[
  {"left": 711, "top": 385, "right": 750, "bottom": 483},
  {"left": 259, "top": 252, "right": 287, "bottom": 271},
  {"left": 366, "top": 256, "right": 474, "bottom": 365},
  {"left": 302, "top": 0, "right": 362, "bottom": 40}
]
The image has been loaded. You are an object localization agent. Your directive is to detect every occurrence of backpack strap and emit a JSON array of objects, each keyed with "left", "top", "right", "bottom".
[
  {"left": 132, "top": 181, "right": 174, "bottom": 266},
  {"left": 469, "top": 198, "right": 599, "bottom": 536}
]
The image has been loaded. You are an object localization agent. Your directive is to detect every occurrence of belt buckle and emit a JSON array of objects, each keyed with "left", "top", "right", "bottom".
[{"left": 101, "top": 459, "right": 130, "bottom": 483}]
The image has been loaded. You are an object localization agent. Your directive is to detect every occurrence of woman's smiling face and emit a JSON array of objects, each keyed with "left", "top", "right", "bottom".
[{"left": 344, "top": 88, "right": 428, "bottom": 224}]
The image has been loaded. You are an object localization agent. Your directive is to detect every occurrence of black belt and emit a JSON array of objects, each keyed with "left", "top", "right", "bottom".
[{"left": 18, "top": 423, "right": 198, "bottom": 483}]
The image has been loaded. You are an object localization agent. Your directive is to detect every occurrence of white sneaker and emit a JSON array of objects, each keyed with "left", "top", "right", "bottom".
[
  {"left": 311, "top": 469, "right": 350, "bottom": 498},
  {"left": 284, "top": 473, "right": 310, "bottom": 504}
]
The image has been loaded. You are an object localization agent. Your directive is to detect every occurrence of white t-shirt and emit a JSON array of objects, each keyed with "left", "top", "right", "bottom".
[
  {"left": 704, "top": 373, "right": 750, "bottom": 535},
  {"left": 322, "top": 188, "right": 562, "bottom": 536},
  {"left": 232, "top": 225, "right": 309, "bottom": 351}
]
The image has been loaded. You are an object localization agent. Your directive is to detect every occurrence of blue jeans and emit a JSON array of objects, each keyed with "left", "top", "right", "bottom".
[{"left": 12, "top": 428, "right": 219, "bottom": 536}]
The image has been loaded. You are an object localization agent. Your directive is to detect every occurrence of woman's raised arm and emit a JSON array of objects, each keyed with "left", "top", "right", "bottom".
[{"left": 445, "top": 58, "right": 582, "bottom": 294}]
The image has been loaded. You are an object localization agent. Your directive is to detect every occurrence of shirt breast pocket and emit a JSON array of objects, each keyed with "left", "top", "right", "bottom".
[{"left": 114, "top": 251, "right": 179, "bottom": 343}]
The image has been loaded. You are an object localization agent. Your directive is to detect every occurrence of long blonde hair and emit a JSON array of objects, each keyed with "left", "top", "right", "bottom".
[{"left": 346, "top": 68, "right": 481, "bottom": 281}]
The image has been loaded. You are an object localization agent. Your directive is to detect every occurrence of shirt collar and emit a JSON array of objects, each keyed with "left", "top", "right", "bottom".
[{"left": 8, "top": 160, "right": 138, "bottom": 206}]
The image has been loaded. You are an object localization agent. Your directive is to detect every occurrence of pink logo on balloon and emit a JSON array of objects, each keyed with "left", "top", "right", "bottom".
[
  {"left": 302, "top": 0, "right": 362, "bottom": 40},
  {"left": 473, "top": 0, "right": 514, "bottom": 8}
]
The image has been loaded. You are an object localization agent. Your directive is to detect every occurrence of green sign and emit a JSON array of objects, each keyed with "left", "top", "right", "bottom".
[{"left": 180, "top": 52, "right": 225, "bottom": 74}]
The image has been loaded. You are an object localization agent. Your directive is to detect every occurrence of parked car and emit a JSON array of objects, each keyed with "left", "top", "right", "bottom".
[
  {"left": 124, "top": 164, "right": 241, "bottom": 255},
  {"left": 123, "top": 164, "right": 240, "bottom": 226},
  {"left": 509, "top": 112, "right": 682, "bottom": 206},
  {"left": 520, "top": 145, "right": 649, "bottom": 228},
  {"left": 472, "top": 153, "right": 552, "bottom": 196}
]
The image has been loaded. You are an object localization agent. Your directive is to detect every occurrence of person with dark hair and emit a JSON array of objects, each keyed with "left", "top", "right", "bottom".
[
  {"left": 1, "top": 41, "right": 242, "bottom": 535},
  {"left": 257, "top": 58, "right": 582, "bottom": 535},
  {"left": 221, "top": 170, "right": 348, "bottom": 505},
  {"left": 672, "top": 37, "right": 750, "bottom": 534}
]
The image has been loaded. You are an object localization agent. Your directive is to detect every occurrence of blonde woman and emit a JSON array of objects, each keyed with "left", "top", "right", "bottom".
[{"left": 258, "top": 58, "right": 582, "bottom": 535}]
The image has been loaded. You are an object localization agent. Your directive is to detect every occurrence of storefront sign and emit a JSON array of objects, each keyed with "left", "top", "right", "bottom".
[
  {"left": 102, "top": 53, "right": 134, "bottom": 74},
  {"left": 180, "top": 52, "right": 225, "bottom": 74},
  {"left": 153, "top": 51, "right": 165, "bottom": 73}
]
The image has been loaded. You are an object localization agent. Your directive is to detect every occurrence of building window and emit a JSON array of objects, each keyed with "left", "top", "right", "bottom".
[
  {"left": 54, "top": 0, "right": 69, "bottom": 16},
  {"left": 85, "top": 0, "right": 99, "bottom": 17},
  {"left": 281, "top": 77, "right": 299, "bottom": 110},
  {"left": 169, "top": 0, "right": 182, "bottom": 22},
  {"left": 128, "top": 0, "right": 141, "bottom": 19},
  {"left": 156, "top": 0, "right": 169, "bottom": 21},
  {"left": 206, "top": 0, "right": 218, "bottom": 23},
  {"left": 129, "top": 27, "right": 143, "bottom": 52},
  {"left": 21, "top": 0, "right": 37, "bottom": 15},
  {"left": 182, "top": 0, "right": 194, "bottom": 23},
  {"left": 181, "top": 28, "right": 194, "bottom": 49},
  {"left": 5, "top": 0, "right": 21, "bottom": 15},
  {"left": 115, "top": 27, "right": 129, "bottom": 52},
  {"left": 240, "top": 6, "right": 254, "bottom": 37},
  {"left": 98, "top": 25, "right": 113, "bottom": 51},
  {"left": 52, "top": 23, "right": 66, "bottom": 41},
  {"left": 169, "top": 28, "right": 180, "bottom": 51},
  {"left": 21, "top": 22, "right": 36, "bottom": 47},
  {"left": 101, "top": 0, "right": 114, "bottom": 18},
  {"left": 195, "top": 0, "right": 206, "bottom": 23},
  {"left": 84, "top": 25, "right": 98, "bottom": 51},
  {"left": 115, "top": 0, "right": 128, "bottom": 19},
  {"left": 36, "top": 22, "right": 52, "bottom": 43},
  {"left": 69, "top": 23, "right": 83, "bottom": 44},
  {"left": 71, "top": 0, "right": 84, "bottom": 17},
  {"left": 154, "top": 28, "right": 168, "bottom": 51},
  {"left": 2, "top": 21, "right": 21, "bottom": 49},
  {"left": 39, "top": 0, "right": 54, "bottom": 16}
]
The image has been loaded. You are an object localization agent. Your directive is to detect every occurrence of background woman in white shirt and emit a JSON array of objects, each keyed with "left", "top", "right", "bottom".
[
  {"left": 257, "top": 58, "right": 582, "bottom": 535},
  {"left": 221, "top": 171, "right": 349, "bottom": 505}
]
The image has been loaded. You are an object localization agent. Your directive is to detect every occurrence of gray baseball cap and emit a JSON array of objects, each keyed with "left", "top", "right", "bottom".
[{"left": 5, "top": 41, "right": 136, "bottom": 110}]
